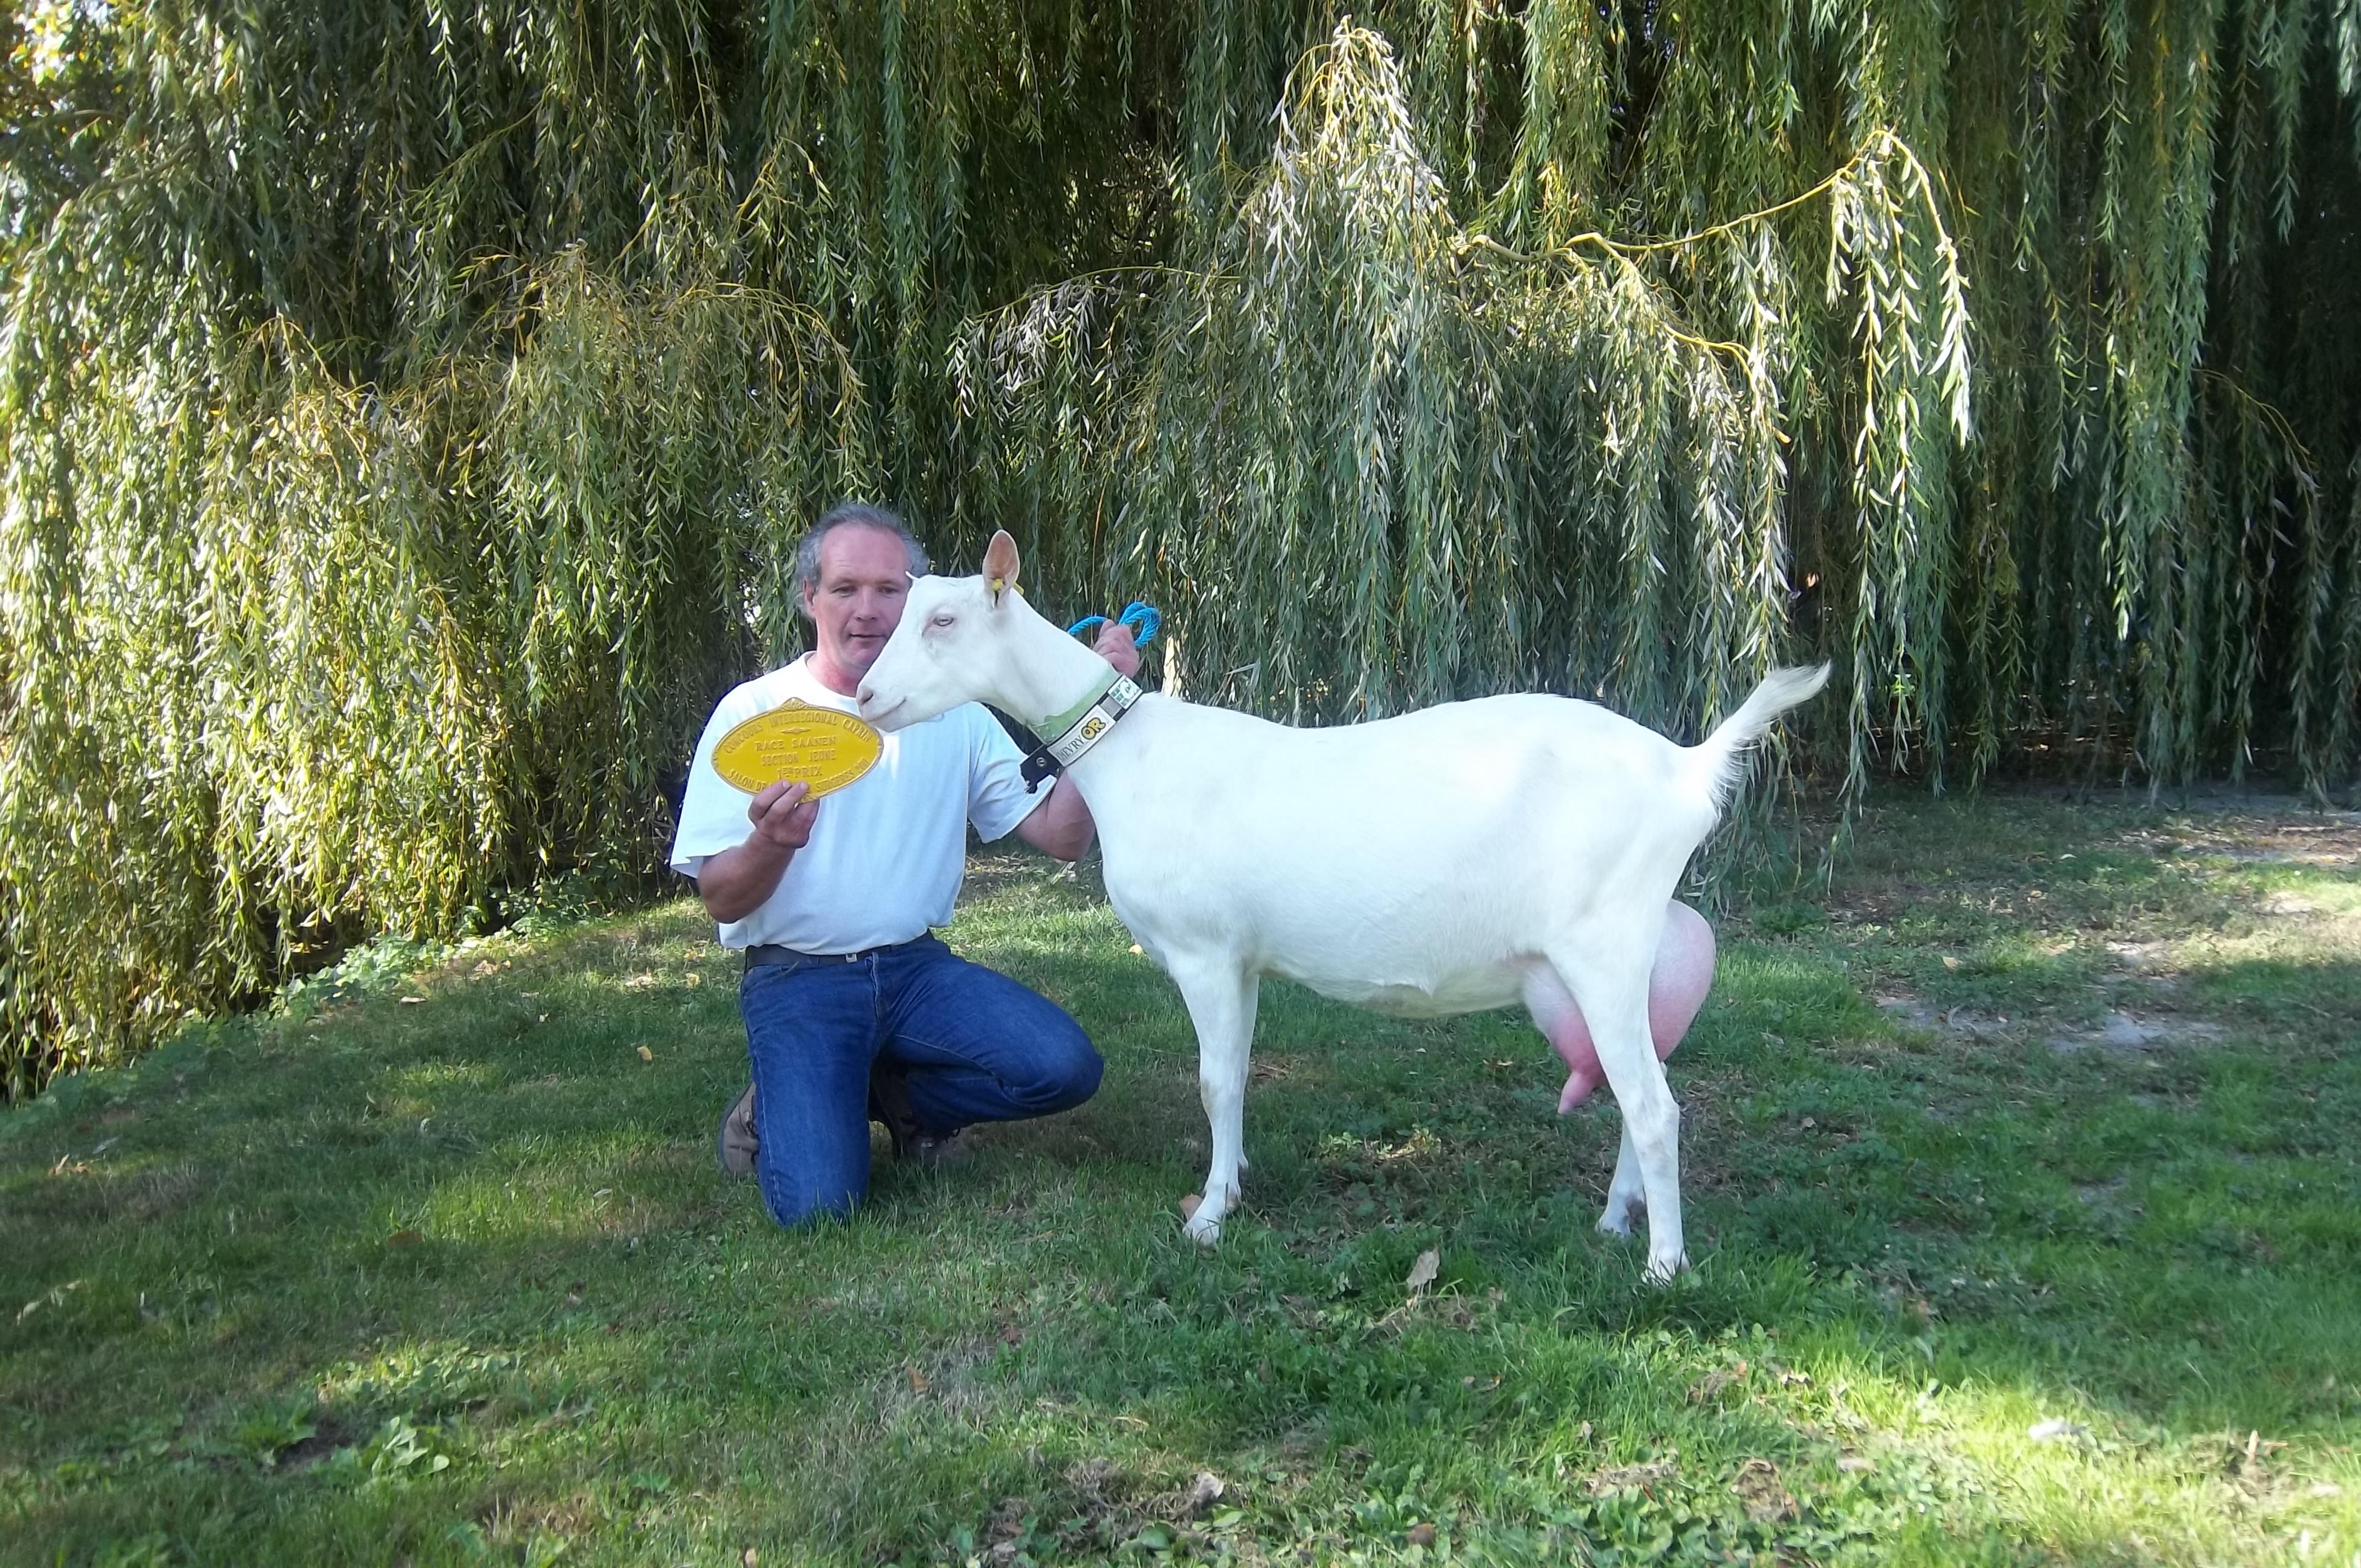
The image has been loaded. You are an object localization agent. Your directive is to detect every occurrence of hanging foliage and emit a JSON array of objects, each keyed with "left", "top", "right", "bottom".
[{"left": 3, "top": 0, "right": 2358, "bottom": 1097}]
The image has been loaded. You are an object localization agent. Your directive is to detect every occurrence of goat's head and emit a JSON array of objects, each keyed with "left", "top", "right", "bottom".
[{"left": 856, "top": 530, "right": 1100, "bottom": 732}]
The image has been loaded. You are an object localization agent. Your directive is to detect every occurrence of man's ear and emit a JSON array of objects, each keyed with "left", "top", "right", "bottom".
[{"left": 981, "top": 530, "right": 1020, "bottom": 606}]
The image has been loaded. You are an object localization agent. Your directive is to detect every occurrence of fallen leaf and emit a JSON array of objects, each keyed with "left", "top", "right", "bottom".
[
  {"left": 685, "top": 972, "right": 702, "bottom": 988},
  {"left": 637, "top": 1044, "right": 654, "bottom": 1063},
  {"left": 2027, "top": 1418, "right": 2087, "bottom": 1444},
  {"left": 907, "top": 1367, "right": 929, "bottom": 1393},
  {"left": 1405, "top": 1249, "right": 1440, "bottom": 1296},
  {"left": 1837, "top": 1455, "right": 1875, "bottom": 1473},
  {"left": 1589, "top": 1458, "right": 1678, "bottom": 1496},
  {"left": 387, "top": 1229, "right": 422, "bottom": 1248},
  {"left": 1183, "top": 1471, "right": 1225, "bottom": 1515},
  {"left": 399, "top": 995, "right": 425, "bottom": 1005},
  {"left": 1128, "top": 944, "right": 1144, "bottom": 955},
  {"left": 1941, "top": 955, "right": 1961, "bottom": 971},
  {"left": 743, "top": 1550, "right": 758, "bottom": 1568},
  {"left": 14, "top": 1279, "right": 83, "bottom": 1325},
  {"left": 1406, "top": 1522, "right": 1437, "bottom": 1547},
  {"left": 1731, "top": 1458, "right": 1796, "bottom": 1523}
]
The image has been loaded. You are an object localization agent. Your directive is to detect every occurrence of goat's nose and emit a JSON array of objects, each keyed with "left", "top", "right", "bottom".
[{"left": 854, "top": 683, "right": 874, "bottom": 710}]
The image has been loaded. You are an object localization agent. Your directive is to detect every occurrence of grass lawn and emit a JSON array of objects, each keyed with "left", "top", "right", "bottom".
[{"left": 4, "top": 790, "right": 2359, "bottom": 1566}]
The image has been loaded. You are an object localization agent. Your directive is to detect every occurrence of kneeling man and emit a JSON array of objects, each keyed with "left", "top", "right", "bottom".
[{"left": 670, "top": 503, "right": 1136, "bottom": 1227}]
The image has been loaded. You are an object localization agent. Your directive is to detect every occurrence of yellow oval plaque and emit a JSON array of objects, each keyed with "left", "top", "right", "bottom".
[{"left": 710, "top": 701, "right": 883, "bottom": 798}]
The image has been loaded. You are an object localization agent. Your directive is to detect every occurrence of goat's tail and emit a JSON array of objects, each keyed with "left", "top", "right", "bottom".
[{"left": 1688, "top": 663, "right": 1832, "bottom": 812}]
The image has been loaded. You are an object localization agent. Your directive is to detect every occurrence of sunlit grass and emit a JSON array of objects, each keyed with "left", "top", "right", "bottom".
[{"left": 3, "top": 792, "right": 2357, "bottom": 1565}]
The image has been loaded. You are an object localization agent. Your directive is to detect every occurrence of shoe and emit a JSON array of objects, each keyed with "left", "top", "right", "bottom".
[
  {"left": 717, "top": 1082, "right": 758, "bottom": 1179},
  {"left": 909, "top": 1130, "right": 972, "bottom": 1169},
  {"left": 868, "top": 1059, "right": 971, "bottom": 1169}
]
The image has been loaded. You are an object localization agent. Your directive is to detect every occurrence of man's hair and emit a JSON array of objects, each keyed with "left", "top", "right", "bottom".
[{"left": 795, "top": 502, "right": 931, "bottom": 618}]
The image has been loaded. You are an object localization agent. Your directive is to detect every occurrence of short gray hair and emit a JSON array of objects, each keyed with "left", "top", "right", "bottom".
[{"left": 795, "top": 502, "right": 931, "bottom": 617}]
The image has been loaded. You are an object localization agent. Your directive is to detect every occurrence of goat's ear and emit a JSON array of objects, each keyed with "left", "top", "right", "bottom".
[{"left": 981, "top": 530, "right": 1020, "bottom": 605}]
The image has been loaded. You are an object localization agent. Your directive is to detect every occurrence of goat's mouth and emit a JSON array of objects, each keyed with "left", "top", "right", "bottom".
[{"left": 859, "top": 695, "right": 910, "bottom": 730}]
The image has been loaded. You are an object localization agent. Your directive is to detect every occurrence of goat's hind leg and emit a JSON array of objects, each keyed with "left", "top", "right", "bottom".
[
  {"left": 1546, "top": 933, "right": 1687, "bottom": 1279},
  {"left": 1522, "top": 965, "right": 1643, "bottom": 1238},
  {"left": 1600, "top": 1125, "right": 1646, "bottom": 1238},
  {"left": 1166, "top": 954, "right": 1259, "bottom": 1245}
]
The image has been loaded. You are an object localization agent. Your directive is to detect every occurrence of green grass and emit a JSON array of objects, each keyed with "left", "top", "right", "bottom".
[{"left": 4, "top": 792, "right": 2359, "bottom": 1566}]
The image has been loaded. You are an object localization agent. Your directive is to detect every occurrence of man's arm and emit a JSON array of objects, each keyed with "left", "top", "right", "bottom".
[
  {"left": 1014, "top": 773, "right": 1096, "bottom": 861},
  {"left": 697, "top": 781, "right": 819, "bottom": 922},
  {"left": 1010, "top": 622, "right": 1140, "bottom": 863}
]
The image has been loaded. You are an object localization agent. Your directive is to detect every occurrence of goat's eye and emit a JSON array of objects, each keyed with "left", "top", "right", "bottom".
[{"left": 930, "top": 613, "right": 956, "bottom": 629}]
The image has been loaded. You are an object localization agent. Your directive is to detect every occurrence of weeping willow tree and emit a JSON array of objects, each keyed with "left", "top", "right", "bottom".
[{"left": 3, "top": 0, "right": 2358, "bottom": 1097}]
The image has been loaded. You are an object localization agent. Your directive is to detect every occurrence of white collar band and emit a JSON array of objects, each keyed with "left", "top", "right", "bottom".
[
  {"left": 1046, "top": 674, "right": 1143, "bottom": 766},
  {"left": 1018, "top": 672, "right": 1143, "bottom": 791}
]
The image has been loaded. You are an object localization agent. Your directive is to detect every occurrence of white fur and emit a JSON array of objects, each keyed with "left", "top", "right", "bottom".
[{"left": 858, "top": 564, "right": 1827, "bottom": 1280}]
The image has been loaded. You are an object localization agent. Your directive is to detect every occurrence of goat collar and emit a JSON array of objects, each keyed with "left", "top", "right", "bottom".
[{"left": 1019, "top": 669, "right": 1143, "bottom": 792}]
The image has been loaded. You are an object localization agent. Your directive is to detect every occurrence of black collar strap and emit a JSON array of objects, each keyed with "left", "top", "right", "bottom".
[{"left": 1018, "top": 674, "right": 1143, "bottom": 792}]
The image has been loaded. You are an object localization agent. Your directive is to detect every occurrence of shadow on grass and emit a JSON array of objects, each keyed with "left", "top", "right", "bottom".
[{"left": 3, "top": 867, "right": 2358, "bottom": 1565}]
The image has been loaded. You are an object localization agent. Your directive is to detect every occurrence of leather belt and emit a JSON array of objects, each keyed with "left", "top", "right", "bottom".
[{"left": 742, "top": 935, "right": 930, "bottom": 973}]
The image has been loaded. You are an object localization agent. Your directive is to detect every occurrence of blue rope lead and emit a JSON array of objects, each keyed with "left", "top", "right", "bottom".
[{"left": 1067, "top": 601, "right": 1161, "bottom": 647}]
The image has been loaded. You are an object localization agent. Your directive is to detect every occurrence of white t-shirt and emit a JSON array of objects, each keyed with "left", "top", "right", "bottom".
[{"left": 669, "top": 656, "right": 1046, "bottom": 952}]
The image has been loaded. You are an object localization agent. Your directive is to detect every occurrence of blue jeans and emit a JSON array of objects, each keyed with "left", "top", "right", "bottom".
[{"left": 738, "top": 934, "right": 1103, "bottom": 1228}]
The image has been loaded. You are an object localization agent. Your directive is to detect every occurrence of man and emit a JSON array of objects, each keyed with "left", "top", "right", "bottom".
[{"left": 670, "top": 502, "right": 1138, "bottom": 1229}]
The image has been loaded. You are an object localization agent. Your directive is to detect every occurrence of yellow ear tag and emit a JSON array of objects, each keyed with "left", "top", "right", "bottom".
[
  {"left": 710, "top": 701, "right": 883, "bottom": 798},
  {"left": 989, "top": 577, "right": 1006, "bottom": 594}
]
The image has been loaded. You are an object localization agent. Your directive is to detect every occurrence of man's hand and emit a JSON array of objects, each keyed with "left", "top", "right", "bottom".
[
  {"left": 697, "top": 780, "right": 818, "bottom": 922},
  {"left": 1094, "top": 620, "right": 1141, "bottom": 679},
  {"left": 748, "top": 780, "right": 819, "bottom": 850}
]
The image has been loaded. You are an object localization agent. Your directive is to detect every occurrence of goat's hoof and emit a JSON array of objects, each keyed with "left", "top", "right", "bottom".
[
  {"left": 1642, "top": 1252, "right": 1689, "bottom": 1283},
  {"left": 1595, "top": 1206, "right": 1640, "bottom": 1239},
  {"left": 1183, "top": 1210, "right": 1223, "bottom": 1246}
]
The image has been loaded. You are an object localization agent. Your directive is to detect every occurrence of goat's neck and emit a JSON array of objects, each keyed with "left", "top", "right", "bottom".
[{"left": 998, "top": 627, "right": 1120, "bottom": 736}]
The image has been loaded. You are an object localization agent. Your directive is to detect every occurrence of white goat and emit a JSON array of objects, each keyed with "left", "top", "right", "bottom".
[{"left": 858, "top": 532, "right": 1827, "bottom": 1279}]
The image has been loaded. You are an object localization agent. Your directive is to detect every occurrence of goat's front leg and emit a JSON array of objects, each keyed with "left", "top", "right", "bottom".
[{"left": 1165, "top": 955, "right": 1259, "bottom": 1245}]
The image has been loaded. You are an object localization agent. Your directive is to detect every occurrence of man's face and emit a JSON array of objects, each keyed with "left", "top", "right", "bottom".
[{"left": 802, "top": 524, "right": 911, "bottom": 688}]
